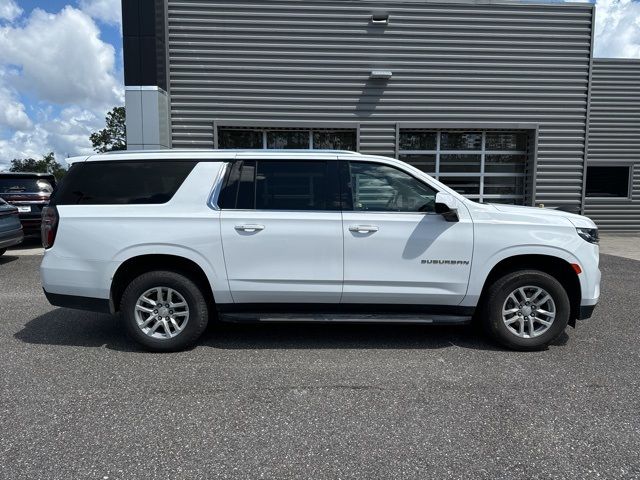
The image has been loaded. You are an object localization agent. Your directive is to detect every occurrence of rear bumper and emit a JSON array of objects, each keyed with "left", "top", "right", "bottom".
[
  {"left": 19, "top": 215, "right": 43, "bottom": 234},
  {"left": 0, "top": 227, "right": 24, "bottom": 249},
  {"left": 41, "top": 249, "right": 116, "bottom": 299},
  {"left": 43, "top": 290, "right": 112, "bottom": 314}
]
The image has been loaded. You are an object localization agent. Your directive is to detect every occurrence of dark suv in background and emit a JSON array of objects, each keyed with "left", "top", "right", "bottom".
[{"left": 0, "top": 173, "right": 56, "bottom": 235}]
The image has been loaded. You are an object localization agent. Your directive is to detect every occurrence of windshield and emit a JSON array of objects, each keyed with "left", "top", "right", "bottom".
[{"left": 0, "top": 178, "right": 54, "bottom": 194}]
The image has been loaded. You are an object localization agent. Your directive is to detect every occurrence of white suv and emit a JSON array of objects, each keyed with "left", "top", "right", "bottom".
[{"left": 41, "top": 150, "right": 600, "bottom": 351}]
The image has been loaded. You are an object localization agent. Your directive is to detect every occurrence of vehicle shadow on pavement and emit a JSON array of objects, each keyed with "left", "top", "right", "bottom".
[
  {"left": 0, "top": 255, "right": 19, "bottom": 265},
  {"left": 7, "top": 235, "right": 43, "bottom": 253},
  {"left": 14, "top": 307, "right": 568, "bottom": 353}
]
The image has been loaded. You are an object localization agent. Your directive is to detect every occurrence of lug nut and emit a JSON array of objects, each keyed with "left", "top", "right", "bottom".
[
  {"left": 153, "top": 309, "right": 158, "bottom": 314},
  {"left": 524, "top": 316, "right": 529, "bottom": 321},
  {"left": 169, "top": 310, "right": 173, "bottom": 314}
]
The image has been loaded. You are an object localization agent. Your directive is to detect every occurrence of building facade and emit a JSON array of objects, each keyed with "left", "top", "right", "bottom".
[
  {"left": 122, "top": 0, "right": 640, "bottom": 230},
  {"left": 584, "top": 59, "right": 640, "bottom": 230}
]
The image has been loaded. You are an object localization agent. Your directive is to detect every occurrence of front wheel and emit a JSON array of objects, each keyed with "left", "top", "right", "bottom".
[
  {"left": 481, "top": 270, "right": 570, "bottom": 351},
  {"left": 120, "top": 270, "right": 209, "bottom": 352}
]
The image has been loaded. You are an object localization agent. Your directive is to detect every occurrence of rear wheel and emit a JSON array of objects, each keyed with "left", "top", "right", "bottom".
[
  {"left": 481, "top": 270, "right": 570, "bottom": 351},
  {"left": 120, "top": 270, "right": 209, "bottom": 352}
]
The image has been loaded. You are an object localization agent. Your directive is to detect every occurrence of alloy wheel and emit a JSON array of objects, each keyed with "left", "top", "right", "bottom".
[
  {"left": 134, "top": 286, "right": 190, "bottom": 340},
  {"left": 502, "top": 286, "right": 556, "bottom": 339}
]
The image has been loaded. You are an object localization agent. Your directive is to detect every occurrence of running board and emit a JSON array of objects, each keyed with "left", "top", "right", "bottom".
[{"left": 220, "top": 312, "right": 471, "bottom": 325}]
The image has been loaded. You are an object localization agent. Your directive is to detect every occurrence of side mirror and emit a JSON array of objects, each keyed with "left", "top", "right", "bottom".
[{"left": 435, "top": 192, "right": 459, "bottom": 222}]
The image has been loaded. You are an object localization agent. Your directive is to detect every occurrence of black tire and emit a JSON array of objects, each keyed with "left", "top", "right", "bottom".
[
  {"left": 0, "top": 248, "right": 6, "bottom": 256},
  {"left": 481, "top": 270, "right": 570, "bottom": 351},
  {"left": 120, "top": 270, "right": 209, "bottom": 352}
]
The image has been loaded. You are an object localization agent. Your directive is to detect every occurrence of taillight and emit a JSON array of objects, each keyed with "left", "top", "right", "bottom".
[{"left": 41, "top": 206, "right": 59, "bottom": 249}]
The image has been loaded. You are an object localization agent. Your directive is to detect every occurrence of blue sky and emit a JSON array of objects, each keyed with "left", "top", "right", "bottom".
[{"left": 0, "top": 0, "right": 639, "bottom": 168}]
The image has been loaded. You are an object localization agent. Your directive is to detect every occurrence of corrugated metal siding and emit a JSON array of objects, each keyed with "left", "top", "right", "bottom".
[
  {"left": 167, "top": 0, "right": 593, "bottom": 208},
  {"left": 585, "top": 59, "right": 640, "bottom": 231}
]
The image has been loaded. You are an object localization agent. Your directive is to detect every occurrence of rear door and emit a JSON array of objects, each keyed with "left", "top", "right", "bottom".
[
  {"left": 340, "top": 159, "right": 474, "bottom": 306},
  {"left": 219, "top": 157, "right": 344, "bottom": 304}
]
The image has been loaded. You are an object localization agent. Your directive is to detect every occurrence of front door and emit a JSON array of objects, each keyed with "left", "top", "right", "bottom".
[
  {"left": 220, "top": 159, "right": 343, "bottom": 304},
  {"left": 341, "top": 160, "right": 473, "bottom": 305}
]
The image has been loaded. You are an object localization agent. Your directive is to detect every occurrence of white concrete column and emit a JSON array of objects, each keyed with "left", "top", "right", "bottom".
[{"left": 125, "top": 86, "right": 171, "bottom": 150}]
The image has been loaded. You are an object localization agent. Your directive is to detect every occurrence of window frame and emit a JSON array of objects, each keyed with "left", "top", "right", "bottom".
[
  {"left": 584, "top": 164, "right": 633, "bottom": 201},
  {"left": 217, "top": 159, "right": 341, "bottom": 212},
  {"left": 397, "top": 129, "right": 529, "bottom": 204},
  {"left": 342, "top": 160, "right": 441, "bottom": 215},
  {"left": 215, "top": 125, "right": 359, "bottom": 152}
]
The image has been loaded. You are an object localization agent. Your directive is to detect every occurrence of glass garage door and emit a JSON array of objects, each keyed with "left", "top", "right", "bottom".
[
  {"left": 398, "top": 130, "right": 528, "bottom": 204},
  {"left": 218, "top": 127, "right": 357, "bottom": 151}
]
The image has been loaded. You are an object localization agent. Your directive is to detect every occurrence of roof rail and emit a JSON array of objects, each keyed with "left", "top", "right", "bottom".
[
  {"left": 235, "top": 149, "right": 360, "bottom": 154},
  {"left": 100, "top": 148, "right": 361, "bottom": 155}
]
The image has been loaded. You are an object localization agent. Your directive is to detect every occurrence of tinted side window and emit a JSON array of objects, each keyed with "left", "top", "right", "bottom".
[
  {"left": 217, "top": 160, "right": 257, "bottom": 209},
  {"left": 52, "top": 161, "right": 197, "bottom": 205},
  {"left": 219, "top": 160, "right": 339, "bottom": 211},
  {"left": 347, "top": 162, "right": 437, "bottom": 212},
  {"left": 256, "top": 161, "right": 330, "bottom": 210}
]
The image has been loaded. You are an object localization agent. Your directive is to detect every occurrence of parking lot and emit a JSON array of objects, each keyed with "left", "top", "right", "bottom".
[{"left": 1, "top": 242, "right": 639, "bottom": 479}]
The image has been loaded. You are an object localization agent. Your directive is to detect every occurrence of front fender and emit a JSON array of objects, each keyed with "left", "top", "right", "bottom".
[{"left": 462, "top": 244, "right": 585, "bottom": 307}]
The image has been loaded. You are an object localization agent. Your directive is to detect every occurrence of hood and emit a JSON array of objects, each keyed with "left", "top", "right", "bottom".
[{"left": 490, "top": 204, "right": 597, "bottom": 229}]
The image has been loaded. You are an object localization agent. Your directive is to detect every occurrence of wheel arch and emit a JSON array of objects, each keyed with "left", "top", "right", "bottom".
[
  {"left": 110, "top": 254, "right": 216, "bottom": 313},
  {"left": 477, "top": 254, "right": 581, "bottom": 327}
]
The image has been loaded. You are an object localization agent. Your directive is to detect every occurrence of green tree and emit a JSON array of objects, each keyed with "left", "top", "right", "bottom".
[
  {"left": 9, "top": 152, "right": 67, "bottom": 180},
  {"left": 90, "top": 106, "right": 126, "bottom": 153}
]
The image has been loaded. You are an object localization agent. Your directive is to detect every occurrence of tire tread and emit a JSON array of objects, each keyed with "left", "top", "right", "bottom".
[
  {"left": 482, "top": 269, "right": 570, "bottom": 351},
  {"left": 120, "top": 270, "right": 209, "bottom": 352}
]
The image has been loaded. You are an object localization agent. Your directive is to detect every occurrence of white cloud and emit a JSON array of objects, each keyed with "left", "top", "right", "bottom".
[
  {"left": 0, "top": 0, "right": 22, "bottom": 22},
  {"left": 78, "top": 0, "right": 122, "bottom": 26},
  {"left": 0, "top": 6, "right": 123, "bottom": 166},
  {"left": 0, "top": 106, "right": 101, "bottom": 166},
  {"left": 0, "top": 89, "right": 31, "bottom": 132},
  {"left": 593, "top": 0, "right": 640, "bottom": 57},
  {"left": 0, "top": 70, "right": 31, "bottom": 131},
  {"left": 0, "top": 6, "right": 123, "bottom": 109}
]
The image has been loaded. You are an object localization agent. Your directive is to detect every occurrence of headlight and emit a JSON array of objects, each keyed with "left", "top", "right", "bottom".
[{"left": 576, "top": 227, "right": 599, "bottom": 244}]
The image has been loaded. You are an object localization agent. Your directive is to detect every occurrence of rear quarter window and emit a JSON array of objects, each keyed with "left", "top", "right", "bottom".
[{"left": 51, "top": 161, "right": 197, "bottom": 205}]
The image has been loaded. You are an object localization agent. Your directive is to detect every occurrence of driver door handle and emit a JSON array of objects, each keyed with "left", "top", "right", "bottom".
[
  {"left": 235, "top": 224, "right": 265, "bottom": 232},
  {"left": 349, "top": 224, "right": 379, "bottom": 233}
]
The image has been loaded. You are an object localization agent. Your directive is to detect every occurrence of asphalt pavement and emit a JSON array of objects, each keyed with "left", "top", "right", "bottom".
[{"left": 0, "top": 253, "right": 639, "bottom": 479}]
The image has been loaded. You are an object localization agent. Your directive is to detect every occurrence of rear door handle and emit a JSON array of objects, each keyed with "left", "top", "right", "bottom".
[
  {"left": 235, "top": 224, "right": 265, "bottom": 232},
  {"left": 349, "top": 224, "right": 379, "bottom": 233}
]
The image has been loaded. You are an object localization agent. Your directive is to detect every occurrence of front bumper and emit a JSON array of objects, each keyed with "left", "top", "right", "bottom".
[
  {"left": 578, "top": 304, "right": 597, "bottom": 320},
  {"left": 0, "top": 227, "right": 24, "bottom": 249}
]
